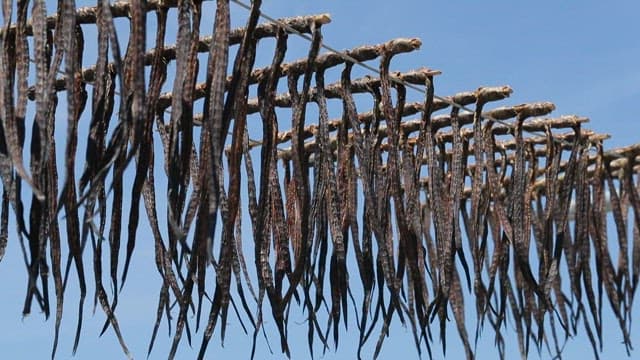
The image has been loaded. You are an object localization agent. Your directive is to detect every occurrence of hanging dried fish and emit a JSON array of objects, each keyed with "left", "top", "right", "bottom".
[{"left": 0, "top": 1, "right": 638, "bottom": 359}]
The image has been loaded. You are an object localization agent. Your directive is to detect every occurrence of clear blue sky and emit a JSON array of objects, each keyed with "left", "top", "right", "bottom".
[{"left": 1, "top": 1, "right": 639, "bottom": 359}]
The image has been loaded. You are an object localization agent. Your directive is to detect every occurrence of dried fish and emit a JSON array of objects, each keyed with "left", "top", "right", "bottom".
[{"left": 0, "top": 2, "right": 637, "bottom": 359}]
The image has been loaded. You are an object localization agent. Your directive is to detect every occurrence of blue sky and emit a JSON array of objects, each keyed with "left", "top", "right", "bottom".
[{"left": 1, "top": 1, "right": 639, "bottom": 359}]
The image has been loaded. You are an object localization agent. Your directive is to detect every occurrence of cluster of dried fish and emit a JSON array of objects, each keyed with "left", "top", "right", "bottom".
[{"left": 0, "top": 1, "right": 639, "bottom": 359}]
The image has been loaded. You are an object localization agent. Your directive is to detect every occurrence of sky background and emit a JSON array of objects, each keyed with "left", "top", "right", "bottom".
[{"left": 1, "top": 0, "right": 640, "bottom": 359}]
